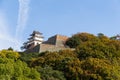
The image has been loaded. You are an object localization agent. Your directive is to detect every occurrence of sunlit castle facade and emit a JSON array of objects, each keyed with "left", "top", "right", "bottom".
[
  {"left": 23, "top": 31, "right": 44, "bottom": 49},
  {"left": 29, "top": 31, "right": 44, "bottom": 45}
]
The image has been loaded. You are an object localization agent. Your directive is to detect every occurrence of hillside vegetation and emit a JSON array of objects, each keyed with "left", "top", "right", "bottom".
[{"left": 1, "top": 32, "right": 120, "bottom": 80}]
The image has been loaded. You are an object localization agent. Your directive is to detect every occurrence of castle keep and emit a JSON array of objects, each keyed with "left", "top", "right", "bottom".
[{"left": 24, "top": 31, "right": 69, "bottom": 53}]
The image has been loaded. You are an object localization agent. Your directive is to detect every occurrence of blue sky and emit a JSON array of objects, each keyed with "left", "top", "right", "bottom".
[{"left": 0, "top": 0, "right": 120, "bottom": 50}]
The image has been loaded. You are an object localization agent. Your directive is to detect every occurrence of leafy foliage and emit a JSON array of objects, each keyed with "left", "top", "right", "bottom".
[
  {"left": 0, "top": 50, "right": 20, "bottom": 59},
  {"left": 81, "top": 58, "right": 120, "bottom": 80},
  {"left": 2, "top": 32, "right": 120, "bottom": 80},
  {"left": 0, "top": 50, "right": 41, "bottom": 80},
  {"left": 36, "top": 66, "right": 66, "bottom": 80},
  {"left": 66, "top": 33, "right": 99, "bottom": 48},
  {"left": 19, "top": 52, "right": 40, "bottom": 65}
]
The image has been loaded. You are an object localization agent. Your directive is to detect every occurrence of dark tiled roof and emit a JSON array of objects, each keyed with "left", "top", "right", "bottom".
[
  {"left": 30, "top": 31, "right": 43, "bottom": 36},
  {"left": 33, "top": 31, "right": 42, "bottom": 34}
]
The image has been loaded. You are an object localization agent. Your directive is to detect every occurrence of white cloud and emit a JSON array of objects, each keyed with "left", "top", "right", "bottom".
[
  {"left": 0, "top": 0, "right": 31, "bottom": 50},
  {"left": 16, "top": 0, "right": 30, "bottom": 40}
]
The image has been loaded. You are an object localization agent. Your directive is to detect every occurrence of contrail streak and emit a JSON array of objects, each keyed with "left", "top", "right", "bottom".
[
  {"left": 15, "top": 0, "right": 30, "bottom": 50},
  {"left": 16, "top": 0, "right": 30, "bottom": 39}
]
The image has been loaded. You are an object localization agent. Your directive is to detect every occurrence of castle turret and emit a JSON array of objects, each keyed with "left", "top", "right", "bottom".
[
  {"left": 28, "top": 31, "right": 44, "bottom": 45},
  {"left": 22, "top": 31, "right": 44, "bottom": 50}
]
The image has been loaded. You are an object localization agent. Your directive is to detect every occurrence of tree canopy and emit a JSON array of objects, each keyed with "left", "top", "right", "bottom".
[
  {"left": 0, "top": 50, "right": 41, "bottom": 80},
  {"left": 1, "top": 32, "right": 120, "bottom": 80}
]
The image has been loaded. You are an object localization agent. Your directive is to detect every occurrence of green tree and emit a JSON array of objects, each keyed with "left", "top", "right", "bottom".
[
  {"left": 0, "top": 50, "right": 20, "bottom": 59},
  {"left": 66, "top": 35, "right": 81, "bottom": 48},
  {"left": 0, "top": 50, "right": 41, "bottom": 80},
  {"left": 19, "top": 52, "right": 40, "bottom": 65},
  {"left": 66, "top": 33, "right": 99, "bottom": 48},
  {"left": 81, "top": 58, "right": 120, "bottom": 80},
  {"left": 8, "top": 47, "right": 14, "bottom": 51},
  {"left": 36, "top": 66, "right": 66, "bottom": 80}
]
